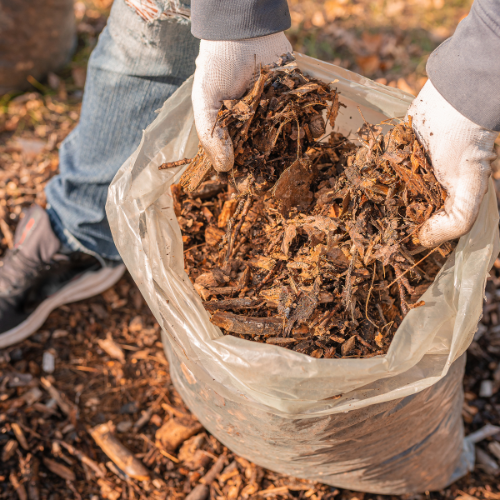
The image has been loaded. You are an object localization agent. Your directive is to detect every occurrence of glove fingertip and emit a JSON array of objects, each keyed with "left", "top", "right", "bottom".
[
  {"left": 209, "top": 141, "right": 234, "bottom": 173},
  {"left": 417, "top": 227, "right": 439, "bottom": 248},
  {"left": 213, "top": 153, "right": 234, "bottom": 172},
  {"left": 418, "top": 215, "right": 459, "bottom": 248}
]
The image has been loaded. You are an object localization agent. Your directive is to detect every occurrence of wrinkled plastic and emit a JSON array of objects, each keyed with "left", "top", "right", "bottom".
[{"left": 107, "top": 53, "right": 499, "bottom": 494}]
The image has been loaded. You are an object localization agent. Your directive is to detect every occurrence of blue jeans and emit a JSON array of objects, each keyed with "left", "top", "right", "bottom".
[{"left": 46, "top": 0, "right": 199, "bottom": 260}]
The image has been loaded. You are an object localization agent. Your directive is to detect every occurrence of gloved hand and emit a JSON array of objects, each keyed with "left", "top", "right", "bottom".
[
  {"left": 408, "top": 80, "right": 499, "bottom": 247},
  {"left": 192, "top": 32, "right": 292, "bottom": 172}
]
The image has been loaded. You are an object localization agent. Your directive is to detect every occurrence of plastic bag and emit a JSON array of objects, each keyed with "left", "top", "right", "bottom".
[{"left": 107, "top": 53, "right": 500, "bottom": 494}]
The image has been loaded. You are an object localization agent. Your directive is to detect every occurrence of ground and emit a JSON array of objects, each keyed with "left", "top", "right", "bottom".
[{"left": 1, "top": 0, "right": 500, "bottom": 499}]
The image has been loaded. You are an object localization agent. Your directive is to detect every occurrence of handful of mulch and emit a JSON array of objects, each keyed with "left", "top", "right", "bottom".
[{"left": 161, "top": 56, "right": 453, "bottom": 359}]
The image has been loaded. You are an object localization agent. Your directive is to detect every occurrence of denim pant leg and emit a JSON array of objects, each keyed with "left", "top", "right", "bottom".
[{"left": 45, "top": 0, "right": 199, "bottom": 261}]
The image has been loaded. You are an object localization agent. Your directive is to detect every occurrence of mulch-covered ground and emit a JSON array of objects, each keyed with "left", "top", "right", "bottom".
[{"left": 1, "top": 1, "right": 500, "bottom": 499}]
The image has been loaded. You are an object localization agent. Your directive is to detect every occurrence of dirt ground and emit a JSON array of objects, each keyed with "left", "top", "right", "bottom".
[{"left": 1, "top": 1, "right": 500, "bottom": 499}]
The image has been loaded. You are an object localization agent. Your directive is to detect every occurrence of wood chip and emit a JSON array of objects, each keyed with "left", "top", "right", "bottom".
[
  {"left": 42, "top": 457, "right": 76, "bottom": 481},
  {"left": 97, "top": 332, "right": 125, "bottom": 363},
  {"left": 90, "top": 422, "right": 150, "bottom": 481},
  {"left": 155, "top": 416, "right": 203, "bottom": 452}
]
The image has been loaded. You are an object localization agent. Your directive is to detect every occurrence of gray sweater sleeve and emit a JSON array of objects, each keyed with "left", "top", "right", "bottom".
[
  {"left": 191, "top": 0, "right": 291, "bottom": 41},
  {"left": 427, "top": 0, "right": 500, "bottom": 131}
]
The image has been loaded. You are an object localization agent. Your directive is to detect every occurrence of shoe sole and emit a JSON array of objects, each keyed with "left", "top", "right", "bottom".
[{"left": 0, "top": 264, "right": 126, "bottom": 349}]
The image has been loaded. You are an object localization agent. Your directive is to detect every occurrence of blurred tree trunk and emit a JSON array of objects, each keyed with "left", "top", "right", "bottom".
[{"left": 0, "top": 0, "right": 76, "bottom": 94}]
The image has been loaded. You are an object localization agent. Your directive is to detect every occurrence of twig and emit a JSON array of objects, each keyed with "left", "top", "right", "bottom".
[
  {"left": 222, "top": 197, "right": 245, "bottom": 249},
  {"left": 211, "top": 103, "right": 224, "bottom": 137},
  {"left": 365, "top": 263, "right": 379, "bottom": 329},
  {"left": 376, "top": 303, "right": 387, "bottom": 325},
  {"left": 40, "top": 377, "right": 77, "bottom": 420},
  {"left": 230, "top": 235, "right": 247, "bottom": 259},
  {"left": 184, "top": 243, "right": 204, "bottom": 254},
  {"left": 185, "top": 454, "right": 226, "bottom": 500},
  {"left": 326, "top": 93, "right": 336, "bottom": 128},
  {"left": 393, "top": 263, "right": 415, "bottom": 295},
  {"left": 256, "top": 261, "right": 284, "bottom": 293},
  {"left": 56, "top": 440, "right": 105, "bottom": 478},
  {"left": 158, "top": 158, "right": 191, "bottom": 170},
  {"left": 225, "top": 195, "right": 253, "bottom": 262},
  {"left": 396, "top": 270, "right": 409, "bottom": 316},
  {"left": 90, "top": 422, "right": 150, "bottom": 481},
  {"left": 158, "top": 448, "right": 180, "bottom": 464},
  {"left": 134, "top": 391, "right": 167, "bottom": 431},
  {"left": 295, "top": 118, "right": 301, "bottom": 159},
  {"left": 385, "top": 245, "right": 442, "bottom": 289},
  {"left": 342, "top": 248, "right": 357, "bottom": 307}
]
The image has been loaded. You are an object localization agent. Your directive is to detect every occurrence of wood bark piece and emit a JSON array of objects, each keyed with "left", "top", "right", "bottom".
[
  {"left": 2, "top": 439, "right": 18, "bottom": 462},
  {"left": 97, "top": 332, "right": 125, "bottom": 363},
  {"left": 203, "top": 298, "right": 261, "bottom": 311},
  {"left": 272, "top": 158, "right": 314, "bottom": 217},
  {"left": 11, "top": 422, "right": 29, "bottom": 450},
  {"left": 185, "top": 454, "right": 227, "bottom": 500},
  {"left": 201, "top": 454, "right": 226, "bottom": 485},
  {"left": 210, "top": 312, "right": 283, "bottom": 336},
  {"left": 9, "top": 473, "right": 27, "bottom": 500},
  {"left": 155, "top": 416, "right": 203, "bottom": 452},
  {"left": 90, "top": 422, "right": 150, "bottom": 481},
  {"left": 180, "top": 147, "right": 213, "bottom": 192},
  {"left": 185, "top": 484, "right": 209, "bottom": 500},
  {"left": 42, "top": 457, "right": 76, "bottom": 481},
  {"left": 27, "top": 456, "right": 40, "bottom": 500},
  {"left": 158, "top": 158, "right": 191, "bottom": 170},
  {"left": 40, "top": 377, "right": 77, "bottom": 418}
]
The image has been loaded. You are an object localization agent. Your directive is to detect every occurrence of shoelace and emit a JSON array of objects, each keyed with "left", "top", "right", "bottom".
[{"left": 0, "top": 248, "right": 52, "bottom": 295}]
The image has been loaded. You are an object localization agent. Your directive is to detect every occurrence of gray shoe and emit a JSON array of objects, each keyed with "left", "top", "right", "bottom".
[{"left": 0, "top": 205, "right": 125, "bottom": 348}]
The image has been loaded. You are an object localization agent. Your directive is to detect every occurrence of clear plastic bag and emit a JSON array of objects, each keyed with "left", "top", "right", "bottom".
[{"left": 106, "top": 53, "right": 500, "bottom": 494}]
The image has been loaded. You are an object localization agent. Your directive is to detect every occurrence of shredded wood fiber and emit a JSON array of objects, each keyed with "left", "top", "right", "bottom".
[{"left": 162, "top": 56, "right": 453, "bottom": 359}]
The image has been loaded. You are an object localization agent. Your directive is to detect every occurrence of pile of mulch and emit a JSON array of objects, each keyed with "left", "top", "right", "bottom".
[
  {"left": 0, "top": 277, "right": 340, "bottom": 500},
  {"left": 167, "top": 60, "right": 452, "bottom": 359}
]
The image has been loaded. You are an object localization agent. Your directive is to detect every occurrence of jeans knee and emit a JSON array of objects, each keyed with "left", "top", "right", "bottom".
[
  {"left": 124, "top": 0, "right": 191, "bottom": 24},
  {"left": 87, "top": 0, "right": 198, "bottom": 79}
]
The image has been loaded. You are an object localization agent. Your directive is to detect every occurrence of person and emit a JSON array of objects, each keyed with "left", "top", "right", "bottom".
[{"left": 0, "top": 0, "right": 498, "bottom": 348}]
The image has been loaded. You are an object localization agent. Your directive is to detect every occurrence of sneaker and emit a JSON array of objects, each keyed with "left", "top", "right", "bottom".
[{"left": 0, "top": 205, "right": 125, "bottom": 348}]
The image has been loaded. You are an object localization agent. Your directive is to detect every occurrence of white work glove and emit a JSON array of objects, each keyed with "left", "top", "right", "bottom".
[
  {"left": 408, "top": 81, "right": 498, "bottom": 247},
  {"left": 192, "top": 32, "right": 292, "bottom": 172}
]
